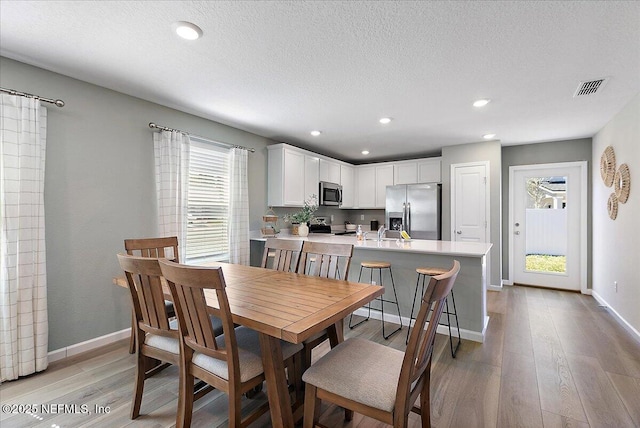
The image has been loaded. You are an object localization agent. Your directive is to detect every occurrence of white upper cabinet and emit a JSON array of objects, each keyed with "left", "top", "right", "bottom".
[
  {"left": 355, "top": 166, "right": 376, "bottom": 208},
  {"left": 394, "top": 158, "right": 442, "bottom": 184},
  {"left": 340, "top": 164, "right": 355, "bottom": 208},
  {"left": 375, "top": 164, "right": 394, "bottom": 208},
  {"left": 305, "top": 155, "right": 320, "bottom": 201},
  {"left": 268, "top": 144, "right": 319, "bottom": 206},
  {"left": 319, "top": 159, "right": 341, "bottom": 183},
  {"left": 268, "top": 143, "right": 441, "bottom": 207},
  {"left": 354, "top": 163, "right": 393, "bottom": 209},
  {"left": 417, "top": 157, "right": 442, "bottom": 183},
  {"left": 394, "top": 161, "right": 418, "bottom": 184}
]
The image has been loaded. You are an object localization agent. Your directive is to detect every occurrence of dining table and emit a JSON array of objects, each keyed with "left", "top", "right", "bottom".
[{"left": 113, "top": 261, "right": 384, "bottom": 428}]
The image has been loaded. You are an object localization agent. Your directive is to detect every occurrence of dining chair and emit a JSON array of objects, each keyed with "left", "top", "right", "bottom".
[
  {"left": 302, "top": 260, "right": 460, "bottom": 428},
  {"left": 296, "top": 241, "right": 354, "bottom": 368},
  {"left": 124, "top": 236, "right": 180, "bottom": 354},
  {"left": 117, "top": 253, "right": 212, "bottom": 419},
  {"left": 158, "top": 259, "right": 304, "bottom": 428},
  {"left": 260, "top": 238, "right": 303, "bottom": 272}
]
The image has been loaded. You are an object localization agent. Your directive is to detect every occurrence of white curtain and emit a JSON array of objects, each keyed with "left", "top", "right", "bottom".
[
  {"left": 153, "top": 130, "right": 190, "bottom": 252},
  {"left": 228, "top": 148, "right": 249, "bottom": 265},
  {"left": 0, "top": 95, "right": 49, "bottom": 382}
]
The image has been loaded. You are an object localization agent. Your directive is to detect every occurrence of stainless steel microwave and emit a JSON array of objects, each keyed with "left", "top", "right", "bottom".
[{"left": 319, "top": 181, "right": 342, "bottom": 206}]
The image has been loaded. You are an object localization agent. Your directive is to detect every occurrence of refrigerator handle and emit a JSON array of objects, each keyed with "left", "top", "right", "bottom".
[
  {"left": 402, "top": 203, "right": 406, "bottom": 231},
  {"left": 406, "top": 202, "right": 411, "bottom": 233}
]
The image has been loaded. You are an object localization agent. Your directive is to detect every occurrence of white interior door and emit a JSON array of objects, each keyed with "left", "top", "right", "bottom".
[
  {"left": 452, "top": 163, "right": 488, "bottom": 243},
  {"left": 510, "top": 162, "right": 586, "bottom": 291}
]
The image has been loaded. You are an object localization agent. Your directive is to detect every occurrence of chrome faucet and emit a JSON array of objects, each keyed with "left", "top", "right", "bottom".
[{"left": 377, "top": 225, "right": 386, "bottom": 241}]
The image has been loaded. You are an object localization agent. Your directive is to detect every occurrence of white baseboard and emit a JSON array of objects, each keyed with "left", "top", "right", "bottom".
[
  {"left": 591, "top": 291, "right": 640, "bottom": 342},
  {"left": 48, "top": 328, "right": 130, "bottom": 363},
  {"left": 502, "top": 279, "right": 514, "bottom": 286},
  {"left": 351, "top": 308, "right": 486, "bottom": 343},
  {"left": 487, "top": 283, "right": 503, "bottom": 291}
]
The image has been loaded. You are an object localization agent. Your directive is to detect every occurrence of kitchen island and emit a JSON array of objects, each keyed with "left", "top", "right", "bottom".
[{"left": 250, "top": 234, "right": 492, "bottom": 342}]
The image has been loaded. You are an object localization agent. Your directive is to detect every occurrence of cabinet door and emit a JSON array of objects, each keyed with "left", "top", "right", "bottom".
[
  {"left": 356, "top": 166, "right": 376, "bottom": 208},
  {"left": 320, "top": 159, "right": 341, "bottom": 183},
  {"left": 375, "top": 164, "right": 395, "bottom": 208},
  {"left": 417, "top": 158, "right": 442, "bottom": 183},
  {"left": 394, "top": 161, "right": 418, "bottom": 184},
  {"left": 340, "top": 164, "right": 355, "bottom": 208},
  {"left": 305, "top": 155, "right": 320, "bottom": 201},
  {"left": 283, "top": 149, "right": 305, "bottom": 205}
]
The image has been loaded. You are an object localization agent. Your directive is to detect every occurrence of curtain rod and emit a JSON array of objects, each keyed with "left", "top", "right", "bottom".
[
  {"left": 0, "top": 87, "right": 65, "bottom": 107},
  {"left": 148, "top": 122, "right": 255, "bottom": 153}
]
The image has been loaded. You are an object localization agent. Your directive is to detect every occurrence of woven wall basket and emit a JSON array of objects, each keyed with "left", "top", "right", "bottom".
[
  {"left": 608, "top": 193, "right": 619, "bottom": 220},
  {"left": 614, "top": 163, "right": 631, "bottom": 204},
  {"left": 600, "top": 145, "right": 616, "bottom": 187}
]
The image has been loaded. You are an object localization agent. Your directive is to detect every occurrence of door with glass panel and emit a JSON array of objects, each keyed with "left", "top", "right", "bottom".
[{"left": 510, "top": 162, "right": 586, "bottom": 291}]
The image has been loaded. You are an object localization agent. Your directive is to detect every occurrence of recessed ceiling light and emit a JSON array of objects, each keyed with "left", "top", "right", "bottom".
[
  {"left": 361, "top": 150, "right": 370, "bottom": 155},
  {"left": 483, "top": 133, "right": 496, "bottom": 139},
  {"left": 473, "top": 99, "right": 491, "bottom": 107},
  {"left": 310, "top": 130, "right": 321, "bottom": 136},
  {"left": 173, "top": 21, "right": 203, "bottom": 40},
  {"left": 379, "top": 117, "right": 392, "bottom": 124}
]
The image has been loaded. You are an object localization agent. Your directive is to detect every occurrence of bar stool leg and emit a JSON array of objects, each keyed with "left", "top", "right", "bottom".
[
  {"left": 446, "top": 291, "right": 462, "bottom": 358},
  {"left": 406, "top": 273, "right": 426, "bottom": 344},
  {"left": 349, "top": 265, "right": 371, "bottom": 329},
  {"left": 381, "top": 267, "right": 402, "bottom": 339}
]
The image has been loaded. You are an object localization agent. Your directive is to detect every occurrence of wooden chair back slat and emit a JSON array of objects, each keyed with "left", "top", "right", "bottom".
[
  {"left": 124, "top": 236, "right": 179, "bottom": 262},
  {"left": 297, "top": 241, "right": 353, "bottom": 280},
  {"left": 158, "top": 260, "right": 241, "bottom": 373},
  {"left": 396, "top": 260, "right": 460, "bottom": 417},
  {"left": 261, "top": 238, "right": 303, "bottom": 272},
  {"left": 117, "top": 254, "right": 176, "bottom": 338}
]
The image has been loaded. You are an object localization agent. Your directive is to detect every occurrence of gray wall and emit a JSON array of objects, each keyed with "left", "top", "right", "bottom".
[
  {"left": 0, "top": 57, "right": 275, "bottom": 351},
  {"left": 441, "top": 141, "right": 502, "bottom": 288},
  {"left": 592, "top": 94, "right": 639, "bottom": 333},
  {"left": 501, "top": 139, "right": 592, "bottom": 287}
]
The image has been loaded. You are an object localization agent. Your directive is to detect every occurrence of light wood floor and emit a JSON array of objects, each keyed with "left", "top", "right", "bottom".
[{"left": 2, "top": 286, "right": 639, "bottom": 427}]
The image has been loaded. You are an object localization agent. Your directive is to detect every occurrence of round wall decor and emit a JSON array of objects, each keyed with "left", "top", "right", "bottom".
[
  {"left": 607, "top": 193, "right": 618, "bottom": 220},
  {"left": 600, "top": 145, "right": 616, "bottom": 187},
  {"left": 614, "top": 163, "right": 631, "bottom": 204}
]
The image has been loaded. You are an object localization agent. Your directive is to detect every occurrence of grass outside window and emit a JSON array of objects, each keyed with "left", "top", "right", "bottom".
[{"left": 526, "top": 254, "right": 566, "bottom": 273}]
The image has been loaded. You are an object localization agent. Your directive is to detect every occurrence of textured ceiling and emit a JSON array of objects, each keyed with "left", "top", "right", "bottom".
[{"left": 1, "top": 1, "right": 639, "bottom": 162}]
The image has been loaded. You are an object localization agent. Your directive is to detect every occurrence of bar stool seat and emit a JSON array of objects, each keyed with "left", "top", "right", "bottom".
[
  {"left": 349, "top": 261, "right": 402, "bottom": 339},
  {"left": 407, "top": 265, "right": 461, "bottom": 357}
]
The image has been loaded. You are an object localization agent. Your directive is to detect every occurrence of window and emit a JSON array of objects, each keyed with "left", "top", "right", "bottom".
[{"left": 185, "top": 140, "right": 230, "bottom": 263}]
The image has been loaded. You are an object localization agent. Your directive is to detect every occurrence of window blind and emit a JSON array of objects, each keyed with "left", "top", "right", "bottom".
[{"left": 185, "top": 141, "right": 229, "bottom": 263}]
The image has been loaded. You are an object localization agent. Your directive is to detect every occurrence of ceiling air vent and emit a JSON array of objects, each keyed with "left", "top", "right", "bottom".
[{"left": 573, "top": 77, "right": 609, "bottom": 97}]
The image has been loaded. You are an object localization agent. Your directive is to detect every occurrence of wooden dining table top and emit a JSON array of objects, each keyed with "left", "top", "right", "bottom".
[{"left": 113, "top": 261, "right": 384, "bottom": 345}]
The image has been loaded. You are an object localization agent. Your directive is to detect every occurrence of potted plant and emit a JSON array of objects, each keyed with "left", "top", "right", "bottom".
[{"left": 283, "top": 194, "right": 318, "bottom": 237}]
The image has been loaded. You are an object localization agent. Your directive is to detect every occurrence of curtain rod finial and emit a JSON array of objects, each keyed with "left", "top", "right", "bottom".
[{"left": 55, "top": 100, "right": 65, "bottom": 107}]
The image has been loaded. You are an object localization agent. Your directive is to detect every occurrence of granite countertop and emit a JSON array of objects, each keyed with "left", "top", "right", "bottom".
[{"left": 251, "top": 233, "right": 492, "bottom": 257}]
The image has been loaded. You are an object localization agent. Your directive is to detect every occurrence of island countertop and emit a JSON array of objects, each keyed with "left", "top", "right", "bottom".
[{"left": 250, "top": 234, "right": 492, "bottom": 258}]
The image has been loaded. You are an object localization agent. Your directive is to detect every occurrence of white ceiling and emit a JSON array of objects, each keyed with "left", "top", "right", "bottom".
[{"left": 1, "top": 1, "right": 639, "bottom": 162}]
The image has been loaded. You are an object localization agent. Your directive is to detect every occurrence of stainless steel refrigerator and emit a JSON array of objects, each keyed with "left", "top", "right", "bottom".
[{"left": 385, "top": 183, "right": 441, "bottom": 240}]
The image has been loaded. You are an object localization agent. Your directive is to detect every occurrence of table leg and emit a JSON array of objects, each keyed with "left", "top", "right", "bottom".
[
  {"left": 258, "top": 333, "right": 294, "bottom": 428},
  {"left": 327, "top": 319, "right": 345, "bottom": 348}
]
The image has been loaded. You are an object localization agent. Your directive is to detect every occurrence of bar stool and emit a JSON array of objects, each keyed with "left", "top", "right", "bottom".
[
  {"left": 348, "top": 261, "right": 402, "bottom": 339},
  {"left": 406, "top": 266, "right": 461, "bottom": 357}
]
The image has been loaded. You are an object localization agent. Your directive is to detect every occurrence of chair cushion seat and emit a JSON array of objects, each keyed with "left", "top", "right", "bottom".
[
  {"left": 144, "top": 316, "right": 224, "bottom": 354},
  {"left": 302, "top": 337, "right": 404, "bottom": 413},
  {"left": 193, "top": 326, "right": 303, "bottom": 383},
  {"left": 145, "top": 330, "right": 180, "bottom": 354}
]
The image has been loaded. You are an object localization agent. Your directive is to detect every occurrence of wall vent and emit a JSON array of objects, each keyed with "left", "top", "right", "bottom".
[{"left": 573, "top": 78, "right": 609, "bottom": 97}]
